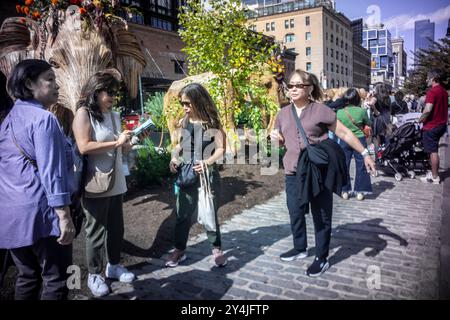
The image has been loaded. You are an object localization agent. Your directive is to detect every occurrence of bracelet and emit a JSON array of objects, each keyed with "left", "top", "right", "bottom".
[{"left": 361, "top": 148, "right": 370, "bottom": 157}]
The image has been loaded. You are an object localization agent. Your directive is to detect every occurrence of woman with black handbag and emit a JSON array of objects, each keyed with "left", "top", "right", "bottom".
[
  {"left": 0, "top": 60, "right": 75, "bottom": 299},
  {"left": 167, "top": 83, "right": 227, "bottom": 268},
  {"left": 72, "top": 70, "right": 134, "bottom": 297},
  {"left": 271, "top": 70, "right": 376, "bottom": 277}
]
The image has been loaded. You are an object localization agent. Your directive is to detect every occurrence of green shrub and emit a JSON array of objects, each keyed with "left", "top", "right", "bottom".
[
  {"left": 132, "top": 137, "right": 171, "bottom": 187},
  {"left": 143, "top": 92, "right": 166, "bottom": 131}
]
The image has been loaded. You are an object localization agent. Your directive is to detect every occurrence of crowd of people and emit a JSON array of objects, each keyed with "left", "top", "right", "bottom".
[{"left": 0, "top": 59, "right": 448, "bottom": 299}]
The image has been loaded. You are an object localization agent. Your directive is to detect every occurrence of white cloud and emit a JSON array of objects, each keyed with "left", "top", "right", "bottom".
[{"left": 382, "top": 5, "right": 450, "bottom": 32}]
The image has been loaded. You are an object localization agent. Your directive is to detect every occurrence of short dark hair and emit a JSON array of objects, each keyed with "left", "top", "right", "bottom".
[
  {"left": 343, "top": 88, "right": 361, "bottom": 107},
  {"left": 427, "top": 70, "right": 443, "bottom": 84},
  {"left": 7, "top": 59, "right": 52, "bottom": 101}
]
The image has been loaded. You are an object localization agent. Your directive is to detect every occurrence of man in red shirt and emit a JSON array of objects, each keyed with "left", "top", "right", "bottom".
[{"left": 419, "top": 70, "right": 449, "bottom": 184}]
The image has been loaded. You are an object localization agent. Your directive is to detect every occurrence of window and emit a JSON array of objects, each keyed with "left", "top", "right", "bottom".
[
  {"left": 306, "top": 62, "right": 312, "bottom": 71},
  {"left": 362, "top": 31, "right": 367, "bottom": 40},
  {"left": 305, "top": 16, "right": 310, "bottom": 26},
  {"left": 285, "top": 33, "right": 295, "bottom": 43},
  {"left": 369, "top": 39, "right": 377, "bottom": 47},
  {"left": 327, "top": 62, "right": 329, "bottom": 71},
  {"left": 271, "top": 22, "right": 275, "bottom": 31},
  {"left": 173, "top": 60, "right": 185, "bottom": 74},
  {"left": 345, "top": 55, "right": 348, "bottom": 63},
  {"left": 368, "top": 30, "right": 377, "bottom": 39},
  {"left": 326, "top": 32, "right": 328, "bottom": 40},
  {"left": 336, "top": 24, "right": 339, "bottom": 32},
  {"left": 306, "top": 47, "right": 311, "bottom": 56},
  {"left": 290, "top": 19, "right": 294, "bottom": 28},
  {"left": 151, "top": 17, "right": 172, "bottom": 31},
  {"left": 378, "top": 47, "right": 386, "bottom": 54},
  {"left": 336, "top": 64, "right": 339, "bottom": 73},
  {"left": 336, "top": 50, "right": 338, "bottom": 59},
  {"left": 285, "top": 20, "right": 289, "bottom": 29},
  {"left": 305, "top": 32, "right": 311, "bottom": 40},
  {"left": 341, "top": 66, "right": 344, "bottom": 74},
  {"left": 331, "top": 79, "right": 335, "bottom": 88},
  {"left": 336, "top": 79, "right": 340, "bottom": 88},
  {"left": 378, "top": 38, "right": 386, "bottom": 46},
  {"left": 126, "top": 11, "right": 144, "bottom": 25},
  {"left": 380, "top": 56, "right": 388, "bottom": 67},
  {"left": 331, "top": 63, "right": 334, "bottom": 72},
  {"left": 330, "top": 48, "right": 334, "bottom": 58},
  {"left": 345, "top": 68, "right": 348, "bottom": 76},
  {"left": 341, "top": 53, "right": 344, "bottom": 62},
  {"left": 379, "top": 30, "right": 386, "bottom": 38},
  {"left": 326, "top": 47, "right": 329, "bottom": 56},
  {"left": 336, "top": 37, "right": 339, "bottom": 46},
  {"left": 341, "top": 40, "right": 343, "bottom": 48},
  {"left": 345, "top": 31, "right": 348, "bottom": 39},
  {"left": 331, "top": 34, "right": 334, "bottom": 43},
  {"left": 345, "top": 43, "right": 348, "bottom": 50},
  {"left": 266, "top": 23, "right": 270, "bottom": 32}
]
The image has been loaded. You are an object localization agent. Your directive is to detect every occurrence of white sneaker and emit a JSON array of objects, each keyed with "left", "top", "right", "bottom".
[
  {"left": 420, "top": 172, "right": 440, "bottom": 184},
  {"left": 88, "top": 274, "right": 109, "bottom": 297},
  {"left": 341, "top": 192, "right": 349, "bottom": 200},
  {"left": 106, "top": 263, "right": 136, "bottom": 283},
  {"left": 356, "top": 193, "right": 365, "bottom": 201}
]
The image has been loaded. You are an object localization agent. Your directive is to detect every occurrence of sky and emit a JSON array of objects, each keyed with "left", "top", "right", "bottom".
[{"left": 335, "top": 0, "right": 450, "bottom": 69}]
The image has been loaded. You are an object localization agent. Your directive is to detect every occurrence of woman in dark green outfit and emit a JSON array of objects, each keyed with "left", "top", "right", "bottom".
[{"left": 167, "top": 83, "right": 227, "bottom": 268}]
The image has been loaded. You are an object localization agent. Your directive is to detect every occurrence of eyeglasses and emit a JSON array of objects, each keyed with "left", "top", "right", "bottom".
[
  {"left": 287, "top": 83, "right": 312, "bottom": 89},
  {"left": 180, "top": 101, "right": 192, "bottom": 108}
]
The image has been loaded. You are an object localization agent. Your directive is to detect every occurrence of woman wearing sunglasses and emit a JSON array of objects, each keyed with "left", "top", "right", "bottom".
[
  {"left": 72, "top": 70, "right": 134, "bottom": 297},
  {"left": 167, "top": 83, "right": 227, "bottom": 268},
  {"left": 271, "top": 69, "right": 376, "bottom": 277}
]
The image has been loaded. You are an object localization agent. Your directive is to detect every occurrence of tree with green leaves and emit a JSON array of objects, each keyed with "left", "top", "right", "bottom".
[
  {"left": 178, "top": 0, "right": 280, "bottom": 133},
  {"left": 404, "top": 36, "right": 450, "bottom": 96}
]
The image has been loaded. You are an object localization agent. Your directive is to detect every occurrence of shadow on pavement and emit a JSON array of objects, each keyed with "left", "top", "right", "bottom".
[
  {"left": 328, "top": 218, "right": 408, "bottom": 267},
  {"left": 364, "top": 180, "right": 395, "bottom": 199},
  {"left": 109, "top": 224, "right": 291, "bottom": 300}
]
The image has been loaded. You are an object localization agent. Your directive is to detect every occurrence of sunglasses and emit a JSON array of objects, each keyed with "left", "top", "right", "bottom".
[
  {"left": 180, "top": 101, "right": 192, "bottom": 108},
  {"left": 287, "top": 83, "right": 312, "bottom": 89},
  {"left": 105, "top": 89, "right": 118, "bottom": 97}
]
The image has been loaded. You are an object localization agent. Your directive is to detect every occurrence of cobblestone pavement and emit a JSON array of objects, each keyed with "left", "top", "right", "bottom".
[{"left": 74, "top": 137, "right": 449, "bottom": 300}]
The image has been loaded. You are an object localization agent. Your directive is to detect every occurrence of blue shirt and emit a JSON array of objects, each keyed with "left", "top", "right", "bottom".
[{"left": 0, "top": 100, "right": 74, "bottom": 249}]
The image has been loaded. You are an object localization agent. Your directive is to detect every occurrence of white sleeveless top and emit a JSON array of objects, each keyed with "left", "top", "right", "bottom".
[{"left": 85, "top": 110, "right": 127, "bottom": 198}]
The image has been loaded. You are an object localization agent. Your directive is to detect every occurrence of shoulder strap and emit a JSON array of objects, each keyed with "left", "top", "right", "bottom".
[
  {"left": 290, "top": 104, "right": 310, "bottom": 146},
  {"left": 343, "top": 107, "right": 362, "bottom": 129},
  {"left": 109, "top": 112, "right": 118, "bottom": 163},
  {"left": 9, "top": 114, "right": 38, "bottom": 169}
]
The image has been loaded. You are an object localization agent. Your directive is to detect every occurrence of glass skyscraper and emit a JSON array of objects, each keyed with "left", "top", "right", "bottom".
[{"left": 414, "top": 19, "right": 435, "bottom": 53}]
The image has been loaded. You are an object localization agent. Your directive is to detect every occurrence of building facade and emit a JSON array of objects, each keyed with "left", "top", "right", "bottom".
[
  {"left": 362, "top": 24, "right": 394, "bottom": 86},
  {"left": 391, "top": 38, "right": 407, "bottom": 89},
  {"left": 246, "top": 0, "right": 353, "bottom": 89},
  {"left": 352, "top": 44, "right": 371, "bottom": 90},
  {"left": 414, "top": 19, "right": 435, "bottom": 54}
]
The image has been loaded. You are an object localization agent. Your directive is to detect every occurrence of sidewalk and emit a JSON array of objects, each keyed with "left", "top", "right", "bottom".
[{"left": 75, "top": 137, "right": 449, "bottom": 300}]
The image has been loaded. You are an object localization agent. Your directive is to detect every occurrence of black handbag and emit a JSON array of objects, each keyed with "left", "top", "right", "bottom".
[
  {"left": 291, "top": 104, "right": 329, "bottom": 167},
  {"left": 175, "top": 161, "right": 199, "bottom": 188}
]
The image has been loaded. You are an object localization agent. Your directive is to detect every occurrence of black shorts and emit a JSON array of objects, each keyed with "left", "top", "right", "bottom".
[{"left": 422, "top": 125, "right": 447, "bottom": 153}]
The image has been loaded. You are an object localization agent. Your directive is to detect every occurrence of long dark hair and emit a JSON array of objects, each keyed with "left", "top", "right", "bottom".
[
  {"left": 0, "top": 71, "right": 13, "bottom": 124},
  {"left": 343, "top": 88, "right": 361, "bottom": 107},
  {"left": 374, "top": 83, "right": 391, "bottom": 108},
  {"left": 178, "top": 83, "right": 221, "bottom": 129},
  {"left": 76, "top": 70, "right": 120, "bottom": 122},
  {"left": 7, "top": 59, "right": 52, "bottom": 101}
]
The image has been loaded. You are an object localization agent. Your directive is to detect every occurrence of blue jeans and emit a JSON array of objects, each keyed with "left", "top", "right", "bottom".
[
  {"left": 339, "top": 137, "right": 372, "bottom": 194},
  {"left": 285, "top": 175, "right": 333, "bottom": 260}
]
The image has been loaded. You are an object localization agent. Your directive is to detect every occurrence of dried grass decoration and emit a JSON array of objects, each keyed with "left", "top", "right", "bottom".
[{"left": 0, "top": 2, "right": 146, "bottom": 113}]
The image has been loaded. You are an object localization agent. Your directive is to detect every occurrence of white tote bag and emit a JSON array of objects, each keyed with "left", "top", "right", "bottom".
[{"left": 197, "top": 162, "right": 217, "bottom": 232}]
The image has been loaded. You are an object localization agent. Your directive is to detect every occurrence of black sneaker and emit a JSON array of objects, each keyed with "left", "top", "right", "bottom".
[
  {"left": 280, "top": 248, "right": 308, "bottom": 262},
  {"left": 305, "top": 257, "right": 330, "bottom": 277}
]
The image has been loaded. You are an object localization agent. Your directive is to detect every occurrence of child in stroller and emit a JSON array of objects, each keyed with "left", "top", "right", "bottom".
[{"left": 376, "top": 122, "right": 430, "bottom": 181}]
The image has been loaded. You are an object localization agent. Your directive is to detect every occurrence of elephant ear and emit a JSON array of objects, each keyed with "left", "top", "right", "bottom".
[
  {"left": 108, "top": 16, "right": 146, "bottom": 99},
  {"left": 0, "top": 17, "right": 39, "bottom": 78},
  {"left": 44, "top": 7, "right": 113, "bottom": 113}
]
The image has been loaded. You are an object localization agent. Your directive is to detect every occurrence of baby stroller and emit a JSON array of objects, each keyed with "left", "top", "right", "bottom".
[{"left": 376, "top": 122, "right": 430, "bottom": 181}]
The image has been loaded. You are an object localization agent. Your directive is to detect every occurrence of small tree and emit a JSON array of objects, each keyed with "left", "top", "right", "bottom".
[
  {"left": 178, "top": 0, "right": 279, "bottom": 133},
  {"left": 404, "top": 36, "right": 450, "bottom": 96}
]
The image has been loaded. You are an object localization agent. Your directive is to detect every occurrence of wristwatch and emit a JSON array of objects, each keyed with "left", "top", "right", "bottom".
[{"left": 361, "top": 148, "right": 370, "bottom": 157}]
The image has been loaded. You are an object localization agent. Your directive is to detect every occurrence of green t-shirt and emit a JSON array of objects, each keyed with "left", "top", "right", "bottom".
[{"left": 336, "top": 105, "right": 370, "bottom": 139}]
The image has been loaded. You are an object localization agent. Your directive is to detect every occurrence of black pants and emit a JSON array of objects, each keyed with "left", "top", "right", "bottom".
[
  {"left": 9, "top": 237, "right": 72, "bottom": 300},
  {"left": 285, "top": 175, "right": 333, "bottom": 260}
]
